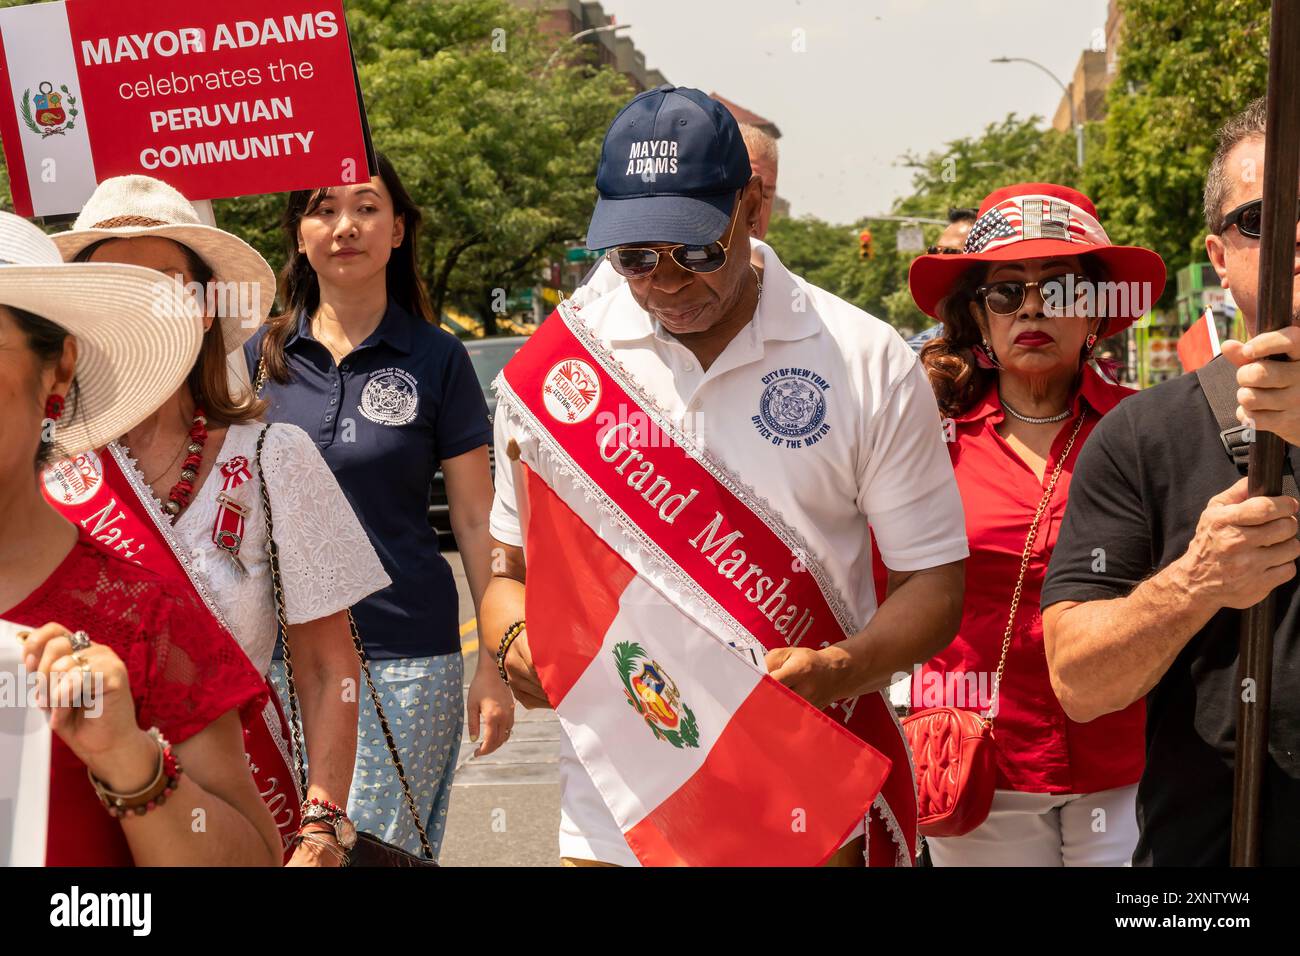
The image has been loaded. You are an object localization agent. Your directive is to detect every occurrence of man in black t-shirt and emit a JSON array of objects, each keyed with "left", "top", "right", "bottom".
[{"left": 1042, "top": 97, "right": 1300, "bottom": 865}]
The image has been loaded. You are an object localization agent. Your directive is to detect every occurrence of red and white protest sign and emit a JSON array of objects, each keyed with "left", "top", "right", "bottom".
[{"left": 0, "top": 0, "right": 369, "bottom": 217}]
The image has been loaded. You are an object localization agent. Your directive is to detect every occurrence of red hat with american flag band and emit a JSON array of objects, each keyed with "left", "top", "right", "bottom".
[{"left": 908, "top": 182, "right": 1166, "bottom": 336}]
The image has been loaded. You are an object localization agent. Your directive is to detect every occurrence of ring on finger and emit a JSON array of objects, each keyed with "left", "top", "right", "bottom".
[{"left": 68, "top": 630, "right": 91, "bottom": 652}]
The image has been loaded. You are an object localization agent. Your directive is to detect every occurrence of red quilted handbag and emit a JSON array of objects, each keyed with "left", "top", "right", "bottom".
[
  {"left": 902, "top": 707, "right": 996, "bottom": 837},
  {"left": 902, "top": 411, "right": 1086, "bottom": 839}
]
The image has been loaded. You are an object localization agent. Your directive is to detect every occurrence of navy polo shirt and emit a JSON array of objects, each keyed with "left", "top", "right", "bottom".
[{"left": 245, "top": 301, "right": 492, "bottom": 660}]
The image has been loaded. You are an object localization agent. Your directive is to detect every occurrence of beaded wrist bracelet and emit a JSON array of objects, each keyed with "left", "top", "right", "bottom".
[
  {"left": 496, "top": 620, "right": 527, "bottom": 685},
  {"left": 88, "top": 727, "right": 182, "bottom": 818},
  {"left": 300, "top": 797, "right": 347, "bottom": 826}
]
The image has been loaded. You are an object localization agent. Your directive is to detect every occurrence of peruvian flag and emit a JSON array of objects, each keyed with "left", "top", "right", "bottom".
[
  {"left": 519, "top": 465, "right": 892, "bottom": 866},
  {"left": 1178, "top": 307, "right": 1222, "bottom": 372}
]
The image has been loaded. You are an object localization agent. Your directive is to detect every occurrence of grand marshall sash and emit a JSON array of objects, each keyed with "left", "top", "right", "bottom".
[
  {"left": 498, "top": 302, "right": 917, "bottom": 866},
  {"left": 42, "top": 444, "right": 302, "bottom": 856}
]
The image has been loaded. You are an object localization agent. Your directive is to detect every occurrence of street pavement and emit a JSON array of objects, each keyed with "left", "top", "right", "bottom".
[{"left": 441, "top": 550, "right": 561, "bottom": 867}]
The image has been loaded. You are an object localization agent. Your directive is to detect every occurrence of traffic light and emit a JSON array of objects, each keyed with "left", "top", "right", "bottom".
[{"left": 859, "top": 228, "right": 874, "bottom": 260}]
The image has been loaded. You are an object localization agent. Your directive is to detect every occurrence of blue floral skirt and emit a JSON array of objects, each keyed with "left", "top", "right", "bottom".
[{"left": 270, "top": 651, "right": 464, "bottom": 859}]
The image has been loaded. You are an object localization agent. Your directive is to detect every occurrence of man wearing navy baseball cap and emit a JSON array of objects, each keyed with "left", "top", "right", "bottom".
[
  {"left": 585, "top": 86, "right": 752, "bottom": 250},
  {"left": 483, "top": 87, "right": 969, "bottom": 867}
]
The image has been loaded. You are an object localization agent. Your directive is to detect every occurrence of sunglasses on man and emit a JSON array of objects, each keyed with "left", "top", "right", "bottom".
[
  {"left": 1219, "top": 197, "right": 1300, "bottom": 239},
  {"left": 927, "top": 246, "right": 965, "bottom": 256},
  {"left": 606, "top": 195, "right": 742, "bottom": 279}
]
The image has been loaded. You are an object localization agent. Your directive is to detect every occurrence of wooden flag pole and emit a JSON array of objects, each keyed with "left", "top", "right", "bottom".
[{"left": 1231, "top": 0, "right": 1300, "bottom": 867}]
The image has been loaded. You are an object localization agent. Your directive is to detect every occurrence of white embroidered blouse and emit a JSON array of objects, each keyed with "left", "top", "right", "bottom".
[{"left": 116, "top": 421, "right": 391, "bottom": 675}]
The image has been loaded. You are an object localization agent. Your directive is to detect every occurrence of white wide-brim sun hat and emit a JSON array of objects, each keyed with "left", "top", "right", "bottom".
[
  {"left": 0, "top": 210, "right": 203, "bottom": 459},
  {"left": 52, "top": 175, "right": 276, "bottom": 353}
]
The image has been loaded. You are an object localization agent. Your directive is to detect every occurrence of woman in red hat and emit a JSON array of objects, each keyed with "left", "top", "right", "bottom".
[{"left": 906, "top": 183, "right": 1166, "bottom": 866}]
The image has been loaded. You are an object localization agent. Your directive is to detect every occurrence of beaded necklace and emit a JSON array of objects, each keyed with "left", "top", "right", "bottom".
[{"left": 161, "top": 407, "right": 208, "bottom": 519}]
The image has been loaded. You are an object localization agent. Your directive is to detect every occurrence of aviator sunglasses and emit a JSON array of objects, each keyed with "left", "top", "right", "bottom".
[
  {"left": 1218, "top": 197, "right": 1300, "bottom": 240},
  {"left": 607, "top": 196, "right": 742, "bottom": 279},
  {"left": 976, "top": 273, "right": 1092, "bottom": 316}
]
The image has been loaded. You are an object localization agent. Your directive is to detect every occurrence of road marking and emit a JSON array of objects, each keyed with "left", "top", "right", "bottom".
[{"left": 460, "top": 617, "right": 479, "bottom": 657}]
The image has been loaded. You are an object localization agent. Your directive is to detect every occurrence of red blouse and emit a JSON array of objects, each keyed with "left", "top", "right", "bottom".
[
  {"left": 920, "top": 364, "right": 1145, "bottom": 794},
  {"left": 3, "top": 534, "right": 266, "bottom": 866}
]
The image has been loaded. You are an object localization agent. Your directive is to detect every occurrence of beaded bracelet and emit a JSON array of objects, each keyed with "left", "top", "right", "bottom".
[
  {"left": 88, "top": 727, "right": 182, "bottom": 818},
  {"left": 300, "top": 797, "right": 347, "bottom": 826},
  {"left": 495, "top": 620, "right": 527, "bottom": 685}
]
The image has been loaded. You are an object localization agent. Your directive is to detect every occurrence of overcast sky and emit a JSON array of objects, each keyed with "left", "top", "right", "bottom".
[{"left": 598, "top": 0, "right": 1110, "bottom": 222}]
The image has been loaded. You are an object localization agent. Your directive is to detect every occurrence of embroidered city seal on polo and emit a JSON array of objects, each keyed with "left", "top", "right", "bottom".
[
  {"left": 758, "top": 373, "right": 827, "bottom": 439},
  {"left": 359, "top": 367, "right": 419, "bottom": 426}
]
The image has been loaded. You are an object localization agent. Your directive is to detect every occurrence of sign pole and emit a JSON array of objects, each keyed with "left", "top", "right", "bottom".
[
  {"left": 1231, "top": 0, "right": 1300, "bottom": 867},
  {"left": 191, "top": 199, "right": 216, "bottom": 227}
]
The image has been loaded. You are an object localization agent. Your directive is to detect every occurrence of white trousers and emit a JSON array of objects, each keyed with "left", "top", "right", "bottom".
[{"left": 926, "top": 784, "right": 1139, "bottom": 867}]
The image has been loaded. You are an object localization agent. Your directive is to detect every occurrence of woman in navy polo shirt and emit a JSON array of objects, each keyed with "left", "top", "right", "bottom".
[{"left": 245, "top": 154, "right": 514, "bottom": 858}]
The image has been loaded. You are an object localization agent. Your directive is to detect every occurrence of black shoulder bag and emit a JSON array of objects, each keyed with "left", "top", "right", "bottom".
[{"left": 255, "top": 425, "right": 439, "bottom": 867}]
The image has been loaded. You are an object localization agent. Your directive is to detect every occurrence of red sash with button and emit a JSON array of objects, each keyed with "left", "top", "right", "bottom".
[
  {"left": 498, "top": 303, "right": 917, "bottom": 866},
  {"left": 41, "top": 444, "right": 302, "bottom": 858}
]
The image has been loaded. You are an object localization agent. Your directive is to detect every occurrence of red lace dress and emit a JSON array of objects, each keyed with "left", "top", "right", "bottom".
[{"left": 2, "top": 534, "right": 267, "bottom": 866}]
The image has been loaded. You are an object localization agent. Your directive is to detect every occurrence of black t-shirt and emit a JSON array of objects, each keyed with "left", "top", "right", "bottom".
[{"left": 1042, "top": 370, "right": 1300, "bottom": 866}]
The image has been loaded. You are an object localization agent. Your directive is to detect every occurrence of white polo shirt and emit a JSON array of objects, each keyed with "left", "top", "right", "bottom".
[{"left": 490, "top": 238, "right": 968, "bottom": 865}]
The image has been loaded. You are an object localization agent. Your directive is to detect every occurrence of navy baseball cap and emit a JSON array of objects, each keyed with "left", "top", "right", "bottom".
[{"left": 585, "top": 86, "right": 753, "bottom": 251}]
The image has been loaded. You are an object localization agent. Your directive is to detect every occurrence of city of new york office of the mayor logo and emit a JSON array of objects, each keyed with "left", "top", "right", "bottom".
[
  {"left": 359, "top": 367, "right": 419, "bottom": 426},
  {"left": 752, "top": 369, "right": 831, "bottom": 448},
  {"left": 615, "top": 641, "right": 699, "bottom": 749}
]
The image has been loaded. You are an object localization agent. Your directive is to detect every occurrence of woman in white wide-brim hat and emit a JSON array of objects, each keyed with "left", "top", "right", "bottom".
[
  {"left": 0, "top": 210, "right": 282, "bottom": 866},
  {"left": 54, "top": 175, "right": 392, "bottom": 866}
]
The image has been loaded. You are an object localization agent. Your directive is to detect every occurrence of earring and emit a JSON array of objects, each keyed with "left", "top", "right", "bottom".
[
  {"left": 41, "top": 393, "right": 63, "bottom": 444},
  {"left": 975, "top": 339, "right": 1003, "bottom": 370},
  {"left": 1084, "top": 332, "right": 1098, "bottom": 354}
]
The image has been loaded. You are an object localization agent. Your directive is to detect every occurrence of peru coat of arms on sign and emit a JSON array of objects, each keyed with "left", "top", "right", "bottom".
[{"left": 21, "top": 81, "right": 78, "bottom": 137}]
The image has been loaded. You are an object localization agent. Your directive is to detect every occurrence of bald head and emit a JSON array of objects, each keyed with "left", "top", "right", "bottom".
[{"left": 740, "top": 124, "right": 779, "bottom": 239}]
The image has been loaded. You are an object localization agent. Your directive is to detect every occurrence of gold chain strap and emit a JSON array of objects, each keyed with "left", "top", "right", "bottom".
[
  {"left": 252, "top": 356, "right": 268, "bottom": 398},
  {"left": 984, "top": 409, "right": 1087, "bottom": 724},
  {"left": 255, "top": 425, "right": 435, "bottom": 861}
]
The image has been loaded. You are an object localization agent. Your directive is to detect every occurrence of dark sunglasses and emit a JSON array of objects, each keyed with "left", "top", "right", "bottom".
[
  {"left": 976, "top": 273, "right": 1092, "bottom": 316},
  {"left": 607, "top": 200, "right": 742, "bottom": 279},
  {"left": 1219, "top": 197, "right": 1300, "bottom": 239},
  {"left": 927, "top": 245, "right": 964, "bottom": 255}
]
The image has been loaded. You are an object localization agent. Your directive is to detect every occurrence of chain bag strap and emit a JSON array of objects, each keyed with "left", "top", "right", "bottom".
[
  {"left": 255, "top": 425, "right": 437, "bottom": 864},
  {"left": 982, "top": 409, "right": 1087, "bottom": 724},
  {"left": 903, "top": 409, "right": 1087, "bottom": 838},
  {"left": 252, "top": 355, "right": 268, "bottom": 398}
]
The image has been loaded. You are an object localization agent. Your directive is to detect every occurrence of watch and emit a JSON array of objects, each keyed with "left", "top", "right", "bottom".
[{"left": 333, "top": 815, "right": 358, "bottom": 851}]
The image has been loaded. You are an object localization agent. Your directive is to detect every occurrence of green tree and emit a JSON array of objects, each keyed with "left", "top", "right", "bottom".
[
  {"left": 767, "top": 115, "right": 1075, "bottom": 332},
  {"left": 0, "top": 0, "right": 629, "bottom": 328},
  {"left": 1084, "top": 0, "right": 1270, "bottom": 285},
  {"left": 871, "top": 114, "right": 1078, "bottom": 330},
  {"left": 764, "top": 214, "right": 872, "bottom": 310},
  {"left": 217, "top": 0, "right": 631, "bottom": 331}
]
